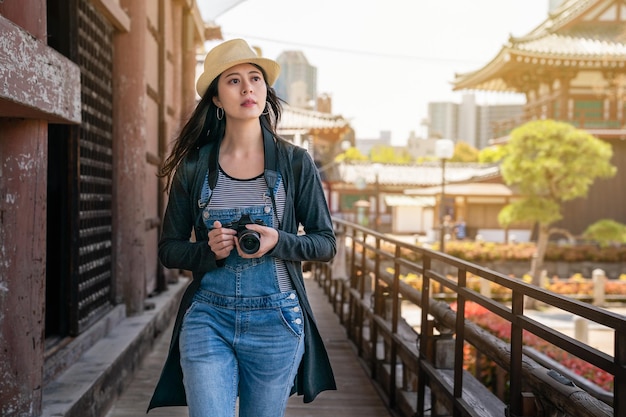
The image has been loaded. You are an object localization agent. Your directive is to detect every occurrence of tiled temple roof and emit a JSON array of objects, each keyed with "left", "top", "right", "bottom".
[
  {"left": 336, "top": 162, "right": 500, "bottom": 187},
  {"left": 513, "top": 32, "right": 626, "bottom": 57},
  {"left": 453, "top": 0, "right": 626, "bottom": 92},
  {"left": 405, "top": 182, "right": 515, "bottom": 197},
  {"left": 279, "top": 105, "right": 351, "bottom": 134},
  {"left": 525, "top": 0, "right": 595, "bottom": 38}
]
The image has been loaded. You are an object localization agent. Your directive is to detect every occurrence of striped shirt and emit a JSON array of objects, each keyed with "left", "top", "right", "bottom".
[{"left": 209, "top": 167, "right": 293, "bottom": 291}]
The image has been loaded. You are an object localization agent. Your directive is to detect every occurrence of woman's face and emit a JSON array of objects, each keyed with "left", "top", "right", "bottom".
[{"left": 213, "top": 63, "right": 268, "bottom": 121}]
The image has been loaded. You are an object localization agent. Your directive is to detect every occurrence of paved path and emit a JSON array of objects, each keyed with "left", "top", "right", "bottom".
[{"left": 105, "top": 276, "right": 392, "bottom": 417}]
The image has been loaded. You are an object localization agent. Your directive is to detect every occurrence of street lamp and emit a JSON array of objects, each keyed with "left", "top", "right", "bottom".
[
  {"left": 372, "top": 163, "right": 382, "bottom": 231},
  {"left": 435, "top": 139, "right": 454, "bottom": 252}
]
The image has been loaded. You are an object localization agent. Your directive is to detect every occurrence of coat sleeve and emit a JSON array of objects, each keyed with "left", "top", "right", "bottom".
[
  {"left": 270, "top": 149, "right": 336, "bottom": 262},
  {"left": 158, "top": 157, "right": 218, "bottom": 274}
]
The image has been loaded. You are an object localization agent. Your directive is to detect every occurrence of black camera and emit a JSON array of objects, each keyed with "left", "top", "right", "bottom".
[{"left": 222, "top": 213, "right": 266, "bottom": 254}]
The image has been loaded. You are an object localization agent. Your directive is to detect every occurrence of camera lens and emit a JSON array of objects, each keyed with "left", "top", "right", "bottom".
[{"left": 239, "top": 230, "right": 261, "bottom": 254}]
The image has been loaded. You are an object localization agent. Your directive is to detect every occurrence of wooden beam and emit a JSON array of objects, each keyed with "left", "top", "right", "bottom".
[
  {"left": 90, "top": 0, "right": 131, "bottom": 32},
  {"left": 0, "top": 15, "right": 81, "bottom": 123}
]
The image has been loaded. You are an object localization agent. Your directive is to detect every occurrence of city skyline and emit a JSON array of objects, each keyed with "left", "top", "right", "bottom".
[{"left": 200, "top": 1, "right": 550, "bottom": 144}]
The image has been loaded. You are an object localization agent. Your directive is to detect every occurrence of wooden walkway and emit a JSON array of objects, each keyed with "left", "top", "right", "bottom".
[{"left": 105, "top": 276, "right": 392, "bottom": 417}]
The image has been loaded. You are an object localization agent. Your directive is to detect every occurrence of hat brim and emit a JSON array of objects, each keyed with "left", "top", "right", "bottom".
[{"left": 196, "top": 57, "right": 280, "bottom": 97}]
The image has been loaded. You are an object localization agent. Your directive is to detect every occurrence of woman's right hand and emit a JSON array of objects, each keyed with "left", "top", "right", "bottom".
[{"left": 207, "top": 220, "right": 237, "bottom": 260}]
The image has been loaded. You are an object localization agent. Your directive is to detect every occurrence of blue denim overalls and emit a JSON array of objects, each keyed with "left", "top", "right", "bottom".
[{"left": 179, "top": 170, "right": 305, "bottom": 417}]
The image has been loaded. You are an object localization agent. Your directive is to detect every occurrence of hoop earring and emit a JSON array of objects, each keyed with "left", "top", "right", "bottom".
[
  {"left": 261, "top": 102, "right": 270, "bottom": 116},
  {"left": 216, "top": 107, "right": 224, "bottom": 120}
]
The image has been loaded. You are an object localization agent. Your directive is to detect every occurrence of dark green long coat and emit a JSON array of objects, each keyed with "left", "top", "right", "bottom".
[{"left": 148, "top": 131, "right": 337, "bottom": 411}]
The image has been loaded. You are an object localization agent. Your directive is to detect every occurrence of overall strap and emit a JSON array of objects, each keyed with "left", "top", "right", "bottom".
[{"left": 193, "top": 144, "right": 213, "bottom": 209}]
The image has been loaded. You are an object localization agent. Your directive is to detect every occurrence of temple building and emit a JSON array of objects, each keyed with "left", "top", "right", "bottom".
[
  {"left": 452, "top": 0, "right": 626, "bottom": 235},
  {"left": 279, "top": 104, "right": 355, "bottom": 172}
]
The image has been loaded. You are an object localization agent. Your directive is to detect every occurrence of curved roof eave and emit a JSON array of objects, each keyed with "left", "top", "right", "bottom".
[
  {"left": 279, "top": 104, "right": 352, "bottom": 133},
  {"left": 452, "top": 0, "right": 606, "bottom": 93},
  {"left": 452, "top": 47, "right": 521, "bottom": 92},
  {"left": 453, "top": 36, "right": 626, "bottom": 93}
]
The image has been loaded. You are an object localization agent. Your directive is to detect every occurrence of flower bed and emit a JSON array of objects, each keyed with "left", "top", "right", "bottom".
[
  {"left": 397, "top": 271, "right": 621, "bottom": 395},
  {"left": 379, "top": 239, "right": 622, "bottom": 395},
  {"left": 398, "top": 270, "right": 626, "bottom": 301},
  {"left": 546, "top": 273, "right": 626, "bottom": 296},
  {"left": 452, "top": 301, "right": 614, "bottom": 393},
  {"left": 444, "top": 241, "right": 626, "bottom": 263},
  {"left": 376, "top": 240, "right": 620, "bottom": 395}
]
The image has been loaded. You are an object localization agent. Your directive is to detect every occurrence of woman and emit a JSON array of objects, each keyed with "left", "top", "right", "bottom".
[{"left": 147, "top": 39, "right": 337, "bottom": 417}]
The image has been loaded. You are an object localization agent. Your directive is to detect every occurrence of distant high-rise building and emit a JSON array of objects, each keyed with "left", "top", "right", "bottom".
[
  {"left": 476, "top": 103, "right": 525, "bottom": 148},
  {"left": 427, "top": 101, "right": 458, "bottom": 140},
  {"left": 427, "top": 94, "right": 523, "bottom": 149},
  {"left": 458, "top": 94, "right": 478, "bottom": 145},
  {"left": 274, "top": 50, "right": 317, "bottom": 109},
  {"left": 355, "top": 131, "right": 392, "bottom": 157}
]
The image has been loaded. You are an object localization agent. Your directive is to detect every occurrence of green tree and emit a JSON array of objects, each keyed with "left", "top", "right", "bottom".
[
  {"left": 450, "top": 141, "right": 479, "bottom": 162},
  {"left": 370, "top": 144, "right": 412, "bottom": 164},
  {"left": 497, "top": 120, "right": 616, "bottom": 302},
  {"left": 582, "top": 219, "right": 626, "bottom": 247},
  {"left": 478, "top": 145, "right": 507, "bottom": 163},
  {"left": 337, "top": 146, "right": 368, "bottom": 162}
]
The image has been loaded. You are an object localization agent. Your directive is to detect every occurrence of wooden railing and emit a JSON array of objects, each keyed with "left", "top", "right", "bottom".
[{"left": 309, "top": 218, "right": 626, "bottom": 417}]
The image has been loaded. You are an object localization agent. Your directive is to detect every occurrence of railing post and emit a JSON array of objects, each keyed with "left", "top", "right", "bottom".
[
  {"left": 508, "top": 290, "right": 524, "bottom": 417},
  {"left": 355, "top": 233, "right": 368, "bottom": 356},
  {"left": 331, "top": 230, "right": 348, "bottom": 313},
  {"left": 434, "top": 327, "right": 455, "bottom": 416},
  {"left": 342, "top": 224, "right": 357, "bottom": 326},
  {"left": 331, "top": 230, "right": 347, "bottom": 281},
  {"left": 417, "top": 256, "right": 432, "bottom": 417},
  {"left": 616, "top": 330, "right": 626, "bottom": 417},
  {"left": 369, "top": 237, "right": 382, "bottom": 382},
  {"left": 435, "top": 329, "right": 455, "bottom": 369},
  {"left": 454, "top": 269, "right": 467, "bottom": 401},
  {"left": 386, "top": 244, "right": 403, "bottom": 410}
]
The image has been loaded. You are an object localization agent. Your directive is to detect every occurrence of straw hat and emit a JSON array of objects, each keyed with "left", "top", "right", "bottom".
[{"left": 196, "top": 38, "right": 281, "bottom": 97}]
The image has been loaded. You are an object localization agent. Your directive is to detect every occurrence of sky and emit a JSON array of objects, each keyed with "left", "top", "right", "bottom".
[{"left": 198, "top": 1, "right": 551, "bottom": 144}]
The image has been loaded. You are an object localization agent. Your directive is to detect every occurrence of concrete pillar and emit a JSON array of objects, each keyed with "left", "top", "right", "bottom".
[
  {"left": 113, "top": 0, "right": 148, "bottom": 314},
  {"left": 480, "top": 278, "right": 491, "bottom": 298},
  {"left": 574, "top": 317, "right": 589, "bottom": 344},
  {"left": 592, "top": 269, "right": 606, "bottom": 307}
]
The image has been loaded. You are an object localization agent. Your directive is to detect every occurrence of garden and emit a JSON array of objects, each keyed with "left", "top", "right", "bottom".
[
  {"left": 453, "top": 301, "right": 614, "bottom": 396},
  {"left": 382, "top": 239, "right": 626, "bottom": 395}
]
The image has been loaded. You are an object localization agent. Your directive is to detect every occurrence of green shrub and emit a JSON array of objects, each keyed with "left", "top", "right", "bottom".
[{"left": 583, "top": 219, "right": 626, "bottom": 247}]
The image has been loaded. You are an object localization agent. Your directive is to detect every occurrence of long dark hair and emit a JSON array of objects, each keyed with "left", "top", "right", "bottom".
[{"left": 159, "top": 64, "right": 283, "bottom": 190}]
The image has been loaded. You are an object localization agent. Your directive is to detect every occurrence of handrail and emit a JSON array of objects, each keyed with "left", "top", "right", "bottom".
[{"left": 310, "top": 218, "right": 625, "bottom": 417}]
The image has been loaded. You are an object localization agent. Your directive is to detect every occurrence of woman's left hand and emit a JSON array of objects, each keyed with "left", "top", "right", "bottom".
[{"left": 235, "top": 224, "right": 278, "bottom": 258}]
